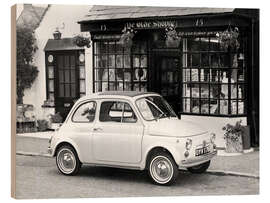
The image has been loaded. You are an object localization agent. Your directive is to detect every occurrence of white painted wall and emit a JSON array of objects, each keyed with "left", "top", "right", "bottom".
[
  {"left": 181, "top": 115, "right": 247, "bottom": 148},
  {"left": 23, "top": 4, "right": 92, "bottom": 120},
  {"left": 16, "top": 4, "right": 23, "bottom": 19}
]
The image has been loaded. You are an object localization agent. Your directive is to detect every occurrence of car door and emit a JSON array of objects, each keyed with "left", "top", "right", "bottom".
[
  {"left": 92, "top": 100, "right": 144, "bottom": 164},
  {"left": 68, "top": 100, "right": 97, "bottom": 162}
]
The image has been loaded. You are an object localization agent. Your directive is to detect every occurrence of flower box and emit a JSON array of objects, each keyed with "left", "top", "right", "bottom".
[
  {"left": 223, "top": 121, "right": 251, "bottom": 153},
  {"left": 225, "top": 133, "right": 243, "bottom": 153}
]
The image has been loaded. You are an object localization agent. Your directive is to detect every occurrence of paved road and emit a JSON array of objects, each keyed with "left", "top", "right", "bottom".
[{"left": 15, "top": 155, "right": 259, "bottom": 199}]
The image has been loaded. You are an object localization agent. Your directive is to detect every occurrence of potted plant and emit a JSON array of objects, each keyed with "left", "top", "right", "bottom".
[
  {"left": 49, "top": 112, "right": 63, "bottom": 130},
  {"left": 119, "top": 25, "right": 137, "bottom": 48},
  {"left": 165, "top": 25, "right": 181, "bottom": 48},
  {"left": 216, "top": 26, "right": 240, "bottom": 51},
  {"left": 222, "top": 120, "right": 250, "bottom": 153},
  {"left": 73, "top": 34, "right": 91, "bottom": 48}
]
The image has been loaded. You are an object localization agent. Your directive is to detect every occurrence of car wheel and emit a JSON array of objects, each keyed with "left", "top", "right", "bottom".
[
  {"left": 187, "top": 160, "right": 211, "bottom": 174},
  {"left": 148, "top": 152, "right": 178, "bottom": 185},
  {"left": 56, "top": 145, "right": 81, "bottom": 175}
]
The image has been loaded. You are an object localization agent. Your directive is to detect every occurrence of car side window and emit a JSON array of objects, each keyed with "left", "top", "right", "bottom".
[
  {"left": 99, "top": 101, "right": 137, "bottom": 123},
  {"left": 72, "top": 101, "right": 96, "bottom": 122}
]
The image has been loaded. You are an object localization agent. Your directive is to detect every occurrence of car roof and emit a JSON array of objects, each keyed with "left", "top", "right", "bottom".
[
  {"left": 76, "top": 91, "right": 160, "bottom": 103},
  {"left": 97, "top": 91, "right": 158, "bottom": 97}
]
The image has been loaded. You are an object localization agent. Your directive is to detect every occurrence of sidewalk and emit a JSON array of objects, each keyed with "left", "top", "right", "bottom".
[{"left": 15, "top": 132, "right": 259, "bottom": 178}]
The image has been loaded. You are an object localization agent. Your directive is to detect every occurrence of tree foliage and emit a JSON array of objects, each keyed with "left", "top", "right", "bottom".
[{"left": 16, "top": 26, "right": 39, "bottom": 104}]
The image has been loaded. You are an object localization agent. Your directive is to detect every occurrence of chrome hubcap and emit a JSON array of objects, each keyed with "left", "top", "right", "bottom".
[
  {"left": 57, "top": 148, "right": 76, "bottom": 174},
  {"left": 150, "top": 156, "right": 173, "bottom": 184}
]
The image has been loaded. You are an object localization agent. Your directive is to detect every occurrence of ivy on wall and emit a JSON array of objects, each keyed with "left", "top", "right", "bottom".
[{"left": 16, "top": 26, "right": 39, "bottom": 104}]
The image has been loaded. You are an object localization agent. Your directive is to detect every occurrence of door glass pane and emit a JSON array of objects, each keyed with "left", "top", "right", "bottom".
[
  {"left": 70, "top": 70, "right": 76, "bottom": 83},
  {"left": 70, "top": 55, "right": 75, "bottom": 68},
  {"left": 71, "top": 84, "right": 76, "bottom": 97},
  {"left": 72, "top": 101, "right": 96, "bottom": 122},
  {"left": 59, "top": 84, "right": 64, "bottom": 97},
  {"left": 59, "top": 70, "right": 64, "bottom": 83},
  {"left": 64, "top": 56, "right": 69, "bottom": 68},
  {"left": 65, "top": 84, "right": 70, "bottom": 97},
  {"left": 64, "top": 70, "right": 70, "bottom": 82}
]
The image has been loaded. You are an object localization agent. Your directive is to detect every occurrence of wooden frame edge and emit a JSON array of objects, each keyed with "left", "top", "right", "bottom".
[{"left": 11, "top": 4, "right": 17, "bottom": 199}]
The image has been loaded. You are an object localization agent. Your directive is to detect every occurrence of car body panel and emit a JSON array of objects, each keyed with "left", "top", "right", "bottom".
[{"left": 49, "top": 91, "right": 217, "bottom": 171}]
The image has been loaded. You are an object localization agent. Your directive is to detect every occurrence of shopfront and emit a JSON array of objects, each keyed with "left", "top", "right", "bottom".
[{"left": 78, "top": 6, "right": 259, "bottom": 146}]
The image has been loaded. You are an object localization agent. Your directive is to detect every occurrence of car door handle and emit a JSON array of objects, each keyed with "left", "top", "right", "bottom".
[{"left": 93, "top": 127, "right": 102, "bottom": 132}]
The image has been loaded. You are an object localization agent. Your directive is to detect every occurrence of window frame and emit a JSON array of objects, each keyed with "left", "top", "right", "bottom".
[
  {"left": 180, "top": 36, "right": 248, "bottom": 117},
  {"left": 93, "top": 39, "right": 149, "bottom": 93},
  {"left": 71, "top": 100, "right": 97, "bottom": 123},
  {"left": 99, "top": 100, "right": 138, "bottom": 123}
]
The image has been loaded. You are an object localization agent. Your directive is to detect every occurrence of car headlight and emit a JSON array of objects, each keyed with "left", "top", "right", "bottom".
[
  {"left": 210, "top": 133, "right": 216, "bottom": 144},
  {"left": 185, "top": 138, "right": 192, "bottom": 150}
]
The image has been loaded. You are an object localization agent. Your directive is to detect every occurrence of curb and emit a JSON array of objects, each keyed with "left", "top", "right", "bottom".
[
  {"left": 16, "top": 151, "right": 51, "bottom": 158},
  {"left": 16, "top": 151, "right": 259, "bottom": 179},
  {"left": 16, "top": 132, "right": 53, "bottom": 140},
  {"left": 205, "top": 169, "right": 259, "bottom": 179}
]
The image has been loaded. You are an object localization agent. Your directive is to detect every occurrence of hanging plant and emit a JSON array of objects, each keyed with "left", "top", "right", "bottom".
[
  {"left": 216, "top": 26, "right": 240, "bottom": 51},
  {"left": 119, "top": 25, "right": 137, "bottom": 48},
  {"left": 73, "top": 34, "right": 91, "bottom": 48},
  {"left": 165, "top": 24, "right": 181, "bottom": 48}
]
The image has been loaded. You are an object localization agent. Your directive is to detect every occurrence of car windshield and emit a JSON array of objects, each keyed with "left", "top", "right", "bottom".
[{"left": 136, "top": 96, "right": 177, "bottom": 121}]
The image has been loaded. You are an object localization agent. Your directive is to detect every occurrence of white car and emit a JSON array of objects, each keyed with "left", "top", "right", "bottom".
[{"left": 48, "top": 91, "right": 217, "bottom": 185}]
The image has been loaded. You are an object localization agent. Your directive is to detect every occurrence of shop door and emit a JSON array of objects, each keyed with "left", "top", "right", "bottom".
[
  {"left": 151, "top": 54, "right": 182, "bottom": 115},
  {"left": 55, "top": 53, "right": 79, "bottom": 119}
]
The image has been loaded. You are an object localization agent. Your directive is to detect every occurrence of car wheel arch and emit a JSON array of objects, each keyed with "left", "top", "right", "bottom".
[
  {"left": 53, "top": 141, "right": 81, "bottom": 162},
  {"left": 145, "top": 146, "right": 178, "bottom": 170}
]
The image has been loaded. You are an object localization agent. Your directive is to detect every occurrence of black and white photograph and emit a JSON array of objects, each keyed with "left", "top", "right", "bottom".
[{"left": 10, "top": 1, "right": 260, "bottom": 200}]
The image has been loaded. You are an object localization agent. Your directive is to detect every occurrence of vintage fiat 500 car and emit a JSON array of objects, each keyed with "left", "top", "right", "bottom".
[{"left": 48, "top": 91, "right": 217, "bottom": 185}]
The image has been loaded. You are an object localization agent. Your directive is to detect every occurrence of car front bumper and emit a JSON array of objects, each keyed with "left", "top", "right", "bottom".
[{"left": 179, "top": 150, "right": 217, "bottom": 168}]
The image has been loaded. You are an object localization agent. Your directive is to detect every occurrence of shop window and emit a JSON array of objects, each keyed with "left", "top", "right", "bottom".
[
  {"left": 93, "top": 40, "right": 148, "bottom": 92},
  {"left": 182, "top": 36, "right": 247, "bottom": 116}
]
